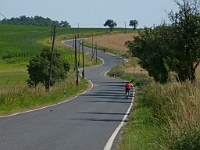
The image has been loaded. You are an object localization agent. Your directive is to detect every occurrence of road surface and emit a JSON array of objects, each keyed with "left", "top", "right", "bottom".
[{"left": 0, "top": 39, "right": 134, "bottom": 150}]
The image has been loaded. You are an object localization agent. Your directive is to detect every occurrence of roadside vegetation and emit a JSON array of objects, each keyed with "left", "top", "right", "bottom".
[{"left": 117, "top": 0, "right": 200, "bottom": 149}]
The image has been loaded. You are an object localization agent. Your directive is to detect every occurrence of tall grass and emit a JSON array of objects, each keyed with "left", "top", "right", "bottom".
[
  {"left": 0, "top": 74, "right": 89, "bottom": 115},
  {"left": 143, "top": 81, "right": 200, "bottom": 149},
  {"left": 118, "top": 88, "right": 161, "bottom": 150}
]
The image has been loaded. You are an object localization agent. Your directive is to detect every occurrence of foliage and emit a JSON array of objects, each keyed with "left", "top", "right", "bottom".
[
  {"left": 143, "top": 81, "right": 200, "bottom": 124},
  {"left": 126, "top": 0, "right": 200, "bottom": 83},
  {"left": 126, "top": 25, "right": 172, "bottom": 83},
  {"left": 0, "top": 15, "right": 71, "bottom": 27},
  {"left": 0, "top": 24, "right": 122, "bottom": 70},
  {"left": 0, "top": 77, "right": 89, "bottom": 115},
  {"left": 143, "top": 81, "right": 200, "bottom": 149},
  {"left": 129, "top": 19, "right": 138, "bottom": 30},
  {"left": 104, "top": 19, "right": 117, "bottom": 32},
  {"left": 166, "top": 123, "right": 200, "bottom": 150},
  {"left": 118, "top": 91, "right": 161, "bottom": 150},
  {"left": 27, "top": 47, "right": 70, "bottom": 90},
  {"left": 166, "top": 0, "right": 200, "bottom": 82}
]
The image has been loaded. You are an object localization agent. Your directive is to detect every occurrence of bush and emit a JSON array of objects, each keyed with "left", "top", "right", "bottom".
[
  {"left": 143, "top": 81, "right": 200, "bottom": 149},
  {"left": 163, "top": 123, "right": 200, "bottom": 150}
]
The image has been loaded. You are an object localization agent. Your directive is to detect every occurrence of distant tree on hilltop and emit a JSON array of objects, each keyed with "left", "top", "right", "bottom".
[
  {"left": 0, "top": 15, "right": 71, "bottom": 28},
  {"left": 104, "top": 19, "right": 117, "bottom": 32},
  {"left": 129, "top": 20, "right": 138, "bottom": 30}
]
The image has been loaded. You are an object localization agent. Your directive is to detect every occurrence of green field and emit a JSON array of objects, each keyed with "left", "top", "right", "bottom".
[{"left": 0, "top": 24, "right": 128, "bottom": 114}]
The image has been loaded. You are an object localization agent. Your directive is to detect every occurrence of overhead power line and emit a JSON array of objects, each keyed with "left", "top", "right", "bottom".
[{"left": 0, "top": 12, "right": 7, "bottom": 19}]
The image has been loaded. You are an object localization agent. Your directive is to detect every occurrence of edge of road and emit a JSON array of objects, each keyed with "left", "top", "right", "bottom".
[
  {"left": 0, "top": 39, "right": 104, "bottom": 118},
  {"left": 0, "top": 80, "right": 94, "bottom": 118},
  {"left": 68, "top": 38, "right": 133, "bottom": 150},
  {"left": 103, "top": 80, "right": 135, "bottom": 150}
]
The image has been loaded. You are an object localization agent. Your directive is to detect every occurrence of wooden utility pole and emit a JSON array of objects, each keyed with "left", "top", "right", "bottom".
[
  {"left": 82, "top": 41, "right": 85, "bottom": 79},
  {"left": 73, "top": 29, "right": 75, "bottom": 48},
  {"left": 47, "top": 25, "right": 56, "bottom": 91},
  {"left": 75, "top": 36, "right": 78, "bottom": 86},
  {"left": 78, "top": 40, "right": 81, "bottom": 66},
  {"left": 95, "top": 42, "right": 97, "bottom": 63},
  {"left": 125, "top": 21, "right": 127, "bottom": 34},
  {"left": 92, "top": 35, "right": 94, "bottom": 56},
  {"left": 78, "top": 23, "right": 80, "bottom": 38}
]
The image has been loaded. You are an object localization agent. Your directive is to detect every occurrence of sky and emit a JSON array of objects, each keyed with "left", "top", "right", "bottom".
[{"left": 0, "top": 0, "right": 179, "bottom": 28}]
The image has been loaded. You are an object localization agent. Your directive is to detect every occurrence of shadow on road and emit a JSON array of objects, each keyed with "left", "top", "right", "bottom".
[{"left": 79, "top": 112, "right": 127, "bottom": 116}]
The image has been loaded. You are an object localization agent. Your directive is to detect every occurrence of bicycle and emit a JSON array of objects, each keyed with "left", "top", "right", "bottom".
[{"left": 125, "top": 89, "right": 130, "bottom": 99}]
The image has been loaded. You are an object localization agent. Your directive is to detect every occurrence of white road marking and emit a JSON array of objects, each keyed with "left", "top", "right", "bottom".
[
  {"left": 0, "top": 80, "right": 94, "bottom": 118},
  {"left": 103, "top": 90, "right": 135, "bottom": 150}
]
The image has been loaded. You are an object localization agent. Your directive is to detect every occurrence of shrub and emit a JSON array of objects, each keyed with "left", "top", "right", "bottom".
[
  {"left": 143, "top": 81, "right": 200, "bottom": 149},
  {"left": 162, "top": 123, "right": 200, "bottom": 150}
]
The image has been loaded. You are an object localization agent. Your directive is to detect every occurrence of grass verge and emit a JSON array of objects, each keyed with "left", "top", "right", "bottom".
[
  {"left": 0, "top": 75, "right": 90, "bottom": 116},
  {"left": 118, "top": 90, "right": 161, "bottom": 150}
]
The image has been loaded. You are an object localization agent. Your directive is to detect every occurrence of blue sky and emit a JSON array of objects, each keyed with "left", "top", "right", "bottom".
[{"left": 0, "top": 0, "right": 179, "bottom": 28}]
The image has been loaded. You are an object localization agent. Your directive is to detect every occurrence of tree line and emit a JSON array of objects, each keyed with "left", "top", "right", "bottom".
[
  {"left": 0, "top": 15, "right": 139, "bottom": 30},
  {"left": 126, "top": 0, "right": 200, "bottom": 84},
  {"left": 0, "top": 15, "right": 71, "bottom": 27}
]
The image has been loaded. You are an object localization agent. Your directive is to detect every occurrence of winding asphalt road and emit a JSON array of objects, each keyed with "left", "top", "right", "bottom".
[{"left": 0, "top": 40, "right": 134, "bottom": 150}]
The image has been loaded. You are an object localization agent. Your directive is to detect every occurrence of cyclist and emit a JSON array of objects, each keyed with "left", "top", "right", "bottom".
[
  {"left": 125, "top": 81, "right": 132, "bottom": 99},
  {"left": 103, "top": 47, "right": 106, "bottom": 52}
]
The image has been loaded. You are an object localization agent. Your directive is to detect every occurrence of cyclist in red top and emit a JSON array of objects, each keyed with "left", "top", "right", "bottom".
[{"left": 125, "top": 81, "right": 132, "bottom": 99}]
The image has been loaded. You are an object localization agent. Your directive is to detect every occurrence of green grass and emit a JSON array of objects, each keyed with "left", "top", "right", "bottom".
[
  {"left": 0, "top": 77, "right": 89, "bottom": 115},
  {"left": 0, "top": 24, "right": 127, "bottom": 70},
  {"left": 118, "top": 80, "right": 200, "bottom": 149},
  {"left": 107, "top": 63, "right": 160, "bottom": 149},
  {"left": 0, "top": 71, "right": 28, "bottom": 86},
  {"left": 118, "top": 93, "right": 161, "bottom": 150},
  {"left": 107, "top": 57, "right": 200, "bottom": 149},
  {"left": 142, "top": 81, "right": 200, "bottom": 149}
]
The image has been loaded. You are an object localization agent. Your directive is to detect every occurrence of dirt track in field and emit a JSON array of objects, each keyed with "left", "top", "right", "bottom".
[{"left": 87, "top": 33, "right": 200, "bottom": 80}]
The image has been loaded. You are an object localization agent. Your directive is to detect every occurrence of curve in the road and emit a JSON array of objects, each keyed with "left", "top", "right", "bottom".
[{"left": 0, "top": 39, "right": 135, "bottom": 150}]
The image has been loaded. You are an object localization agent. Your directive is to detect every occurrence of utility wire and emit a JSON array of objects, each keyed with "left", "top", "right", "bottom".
[{"left": 0, "top": 12, "right": 7, "bottom": 19}]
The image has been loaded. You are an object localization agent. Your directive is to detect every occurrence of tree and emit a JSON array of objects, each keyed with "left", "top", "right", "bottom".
[
  {"left": 166, "top": 0, "right": 200, "bottom": 82},
  {"left": 126, "top": 0, "right": 200, "bottom": 84},
  {"left": 60, "top": 21, "right": 71, "bottom": 28},
  {"left": 104, "top": 19, "right": 117, "bottom": 32},
  {"left": 126, "top": 25, "right": 172, "bottom": 83},
  {"left": 129, "top": 20, "right": 138, "bottom": 30},
  {"left": 27, "top": 47, "right": 70, "bottom": 90},
  {"left": 0, "top": 15, "right": 71, "bottom": 28}
]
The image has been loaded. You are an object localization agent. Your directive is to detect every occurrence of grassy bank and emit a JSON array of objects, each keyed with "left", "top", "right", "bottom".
[
  {"left": 0, "top": 76, "right": 89, "bottom": 115},
  {"left": 143, "top": 81, "right": 200, "bottom": 149},
  {"left": 118, "top": 80, "right": 200, "bottom": 149},
  {"left": 118, "top": 89, "right": 161, "bottom": 149},
  {"left": 107, "top": 54, "right": 200, "bottom": 149}
]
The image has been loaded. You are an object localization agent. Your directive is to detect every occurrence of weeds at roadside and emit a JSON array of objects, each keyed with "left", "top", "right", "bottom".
[
  {"left": 0, "top": 76, "right": 89, "bottom": 115},
  {"left": 143, "top": 81, "right": 200, "bottom": 149}
]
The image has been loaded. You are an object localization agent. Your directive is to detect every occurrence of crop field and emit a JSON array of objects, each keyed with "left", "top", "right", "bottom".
[
  {"left": 0, "top": 24, "right": 129, "bottom": 114},
  {"left": 0, "top": 24, "right": 129, "bottom": 69}
]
